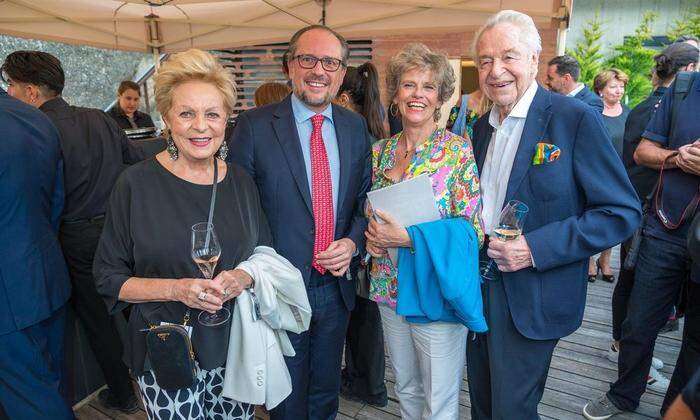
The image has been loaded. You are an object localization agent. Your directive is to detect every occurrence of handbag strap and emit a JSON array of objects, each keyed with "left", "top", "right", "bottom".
[
  {"left": 183, "top": 158, "right": 219, "bottom": 326},
  {"left": 655, "top": 153, "right": 700, "bottom": 230}
]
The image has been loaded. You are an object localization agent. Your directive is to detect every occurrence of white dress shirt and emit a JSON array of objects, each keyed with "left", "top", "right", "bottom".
[
  {"left": 568, "top": 82, "right": 585, "bottom": 97},
  {"left": 480, "top": 81, "right": 539, "bottom": 235}
]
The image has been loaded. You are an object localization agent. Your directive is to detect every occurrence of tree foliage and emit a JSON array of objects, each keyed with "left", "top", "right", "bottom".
[
  {"left": 667, "top": 7, "right": 700, "bottom": 41},
  {"left": 566, "top": 12, "right": 604, "bottom": 90}
]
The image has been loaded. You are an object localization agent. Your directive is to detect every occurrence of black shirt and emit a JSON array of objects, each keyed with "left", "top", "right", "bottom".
[
  {"left": 107, "top": 106, "right": 155, "bottom": 130},
  {"left": 39, "top": 97, "right": 145, "bottom": 221},
  {"left": 642, "top": 74, "right": 700, "bottom": 247},
  {"left": 602, "top": 106, "right": 630, "bottom": 157},
  {"left": 622, "top": 87, "right": 667, "bottom": 200},
  {"left": 93, "top": 158, "right": 272, "bottom": 374}
]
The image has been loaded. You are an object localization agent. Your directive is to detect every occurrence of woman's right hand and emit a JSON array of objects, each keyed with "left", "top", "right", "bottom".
[
  {"left": 170, "top": 279, "right": 225, "bottom": 313},
  {"left": 366, "top": 240, "right": 387, "bottom": 258}
]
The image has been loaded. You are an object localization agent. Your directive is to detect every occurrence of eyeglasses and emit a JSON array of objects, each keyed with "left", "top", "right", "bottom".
[{"left": 292, "top": 54, "right": 345, "bottom": 72}]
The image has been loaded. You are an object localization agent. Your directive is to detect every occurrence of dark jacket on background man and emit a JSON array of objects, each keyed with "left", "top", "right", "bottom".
[
  {"left": 574, "top": 85, "right": 604, "bottom": 113},
  {"left": 40, "top": 97, "right": 145, "bottom": 221},
  {"left": 622, "top": 87, "right": 667, "bottom": 200},
  {"left": 107, "top": 106, "right": 155, "bottom": 130}
]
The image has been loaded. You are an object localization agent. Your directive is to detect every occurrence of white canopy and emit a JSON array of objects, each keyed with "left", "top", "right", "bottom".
[{"left": 0, "top": 0, "right": 570, "bottom": 53}]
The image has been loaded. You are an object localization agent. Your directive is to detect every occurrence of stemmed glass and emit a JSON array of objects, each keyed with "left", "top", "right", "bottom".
[
  {"left": 191, "top": 222, "right": 229, "bottom": 326},
  {"left": 480, "top": 200, "right": 529, "bottom": 281}
]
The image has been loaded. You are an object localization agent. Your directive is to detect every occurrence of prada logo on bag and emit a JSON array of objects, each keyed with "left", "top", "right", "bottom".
[{"left": 157, "top": 333, "right": 170, "bottom": 341}]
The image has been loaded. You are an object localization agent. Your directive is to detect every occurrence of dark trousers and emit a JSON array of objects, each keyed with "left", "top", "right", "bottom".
[
  {"left": 270, "top": 275, "right": 351, "bottom": 420},
  {"left": 612, "top": 242, "right": 636, "bottom": 341},
  {"left": 466, "top": 269, "right": 558, "bottom": 420},
  {"left": 662, "top": 280, "right": 700, "bottom": 413},
  {"left": 59, "top": 220, "right": 134, "bottom": 401},
  {"left": 607, "top": 234, "right": 691, "bottom": 411},
  {"left": 0, "top": 306, "right": 74, "bottom": 420},
  {"left": 342, "top": 296, "right": 387, "bottom": 401}
]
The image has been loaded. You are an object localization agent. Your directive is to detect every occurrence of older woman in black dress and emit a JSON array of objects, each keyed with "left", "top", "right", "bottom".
[{"left": 94, "top": 49, "right": 270, "bottom": 420}]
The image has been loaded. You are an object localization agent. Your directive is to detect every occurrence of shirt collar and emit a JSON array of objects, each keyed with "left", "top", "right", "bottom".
[
  {"left": 291, "top": 93, "right": 334, "bottom": 125},
  {"left": 568, "top": 83, "right": 585, "bottom": 97},
  {"left": 488, "top": 80, "right": 538, "bottom": 128},
  {"left": 39, "top": 96, "right": 69, "bottom": 112}
]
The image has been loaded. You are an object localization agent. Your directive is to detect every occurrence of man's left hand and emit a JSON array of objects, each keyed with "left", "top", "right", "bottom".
[
  {"left": 316, "top": 238, "right": 356, "bottom": 276},
  {"left": 487, "top": 235, "right": 533, "bottom": 272},
  {"left": 677, "top": 142, "right": 700, "bottom": 176}
]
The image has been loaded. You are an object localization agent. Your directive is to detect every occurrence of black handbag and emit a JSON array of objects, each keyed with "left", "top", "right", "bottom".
[{"left": 145, "top": 312, "right": 197, "bottom": 391}]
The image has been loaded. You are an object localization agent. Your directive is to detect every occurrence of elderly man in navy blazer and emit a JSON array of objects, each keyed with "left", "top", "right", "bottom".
[
  {"left": 466, "top": 11, "right": 641, "bottom": 419},
  {"left": 0, "top": 88, "right": 73, "bottom": 419},
  {"left": 230, "top": 25, "right": 371, "bottom": 419}
]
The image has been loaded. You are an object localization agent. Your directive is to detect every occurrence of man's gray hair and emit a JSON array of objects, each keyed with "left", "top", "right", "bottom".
[{"left": 472, "top": 10, "right": 542, "bottom": 57}]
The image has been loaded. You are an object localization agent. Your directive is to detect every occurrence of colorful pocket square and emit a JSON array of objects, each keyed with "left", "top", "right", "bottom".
[{"left": 532, "top": 142, "right": 561, "bottom": 165}]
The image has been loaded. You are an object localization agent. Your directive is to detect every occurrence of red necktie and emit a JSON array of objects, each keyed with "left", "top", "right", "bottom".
[{"left": 310, "top": 114, "right": 334, "bottom": 274}]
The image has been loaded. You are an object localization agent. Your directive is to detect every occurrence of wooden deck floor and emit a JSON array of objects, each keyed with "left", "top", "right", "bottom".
[{"left": 74, "top": 248, "right": 682, "bottom": 419}]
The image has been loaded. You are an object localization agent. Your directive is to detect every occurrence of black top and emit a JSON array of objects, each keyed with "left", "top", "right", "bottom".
[
  {"left": 622, "top": 87, "right": 667, "bottom": 200},
  {"left": 602, "top": 106, "right": 631, "bottom": 157},
  {"left": 39, "top": 97, "right": 146, "bottom": 221},
  {"left": 642, "top": 74, "right": 700, "bottom": 247},
  {"left": 107, "top": 106, "right": 155, "bottom": 130},
  {"left": 93, "top": 158, "right": 272, "bottom": 374}
]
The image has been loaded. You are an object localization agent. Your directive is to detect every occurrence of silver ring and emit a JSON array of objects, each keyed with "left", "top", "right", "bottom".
[
  {"left": 223, "top": 289, "right": 229, "bottom": 297},
  {"left": 198, "top": 291, "right": 207, "bottom": 301}
]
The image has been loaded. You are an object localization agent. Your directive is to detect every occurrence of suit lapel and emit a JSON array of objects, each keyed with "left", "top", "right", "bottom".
[
  {"left": 504, "top": 86, "right": 552, "bottom": 201},
  {"left": 333, "top": 105, "right": 352, "bottom": 223},
  {"left": 272, "top": 97, "right": 313, "bottom": 214},
  {"left": 474, "top": 115, "right": 494, "bottom": 171}
]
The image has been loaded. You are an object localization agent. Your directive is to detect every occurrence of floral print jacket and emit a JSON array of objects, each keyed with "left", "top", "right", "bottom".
[{"left": 368, "top": 128, "right": 484, "bottom": 309}]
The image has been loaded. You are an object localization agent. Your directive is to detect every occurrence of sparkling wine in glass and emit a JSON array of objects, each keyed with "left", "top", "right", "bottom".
[
  {"left": 481, "top": 200, "right": 529, "bottom": 280},
  {"left": 191, "top": 222, "right": 229, "bottom": 326}
]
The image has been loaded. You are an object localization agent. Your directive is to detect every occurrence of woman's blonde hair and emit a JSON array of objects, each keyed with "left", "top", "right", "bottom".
[
  {"left": 593, "top": 68, "right": 629, "bottom": 95},
  {"left": 385, "top": 43, "right": 455, "bottom": 122},
  {"left": 154, "top": 49, "right": 237, "bottom": 117}
]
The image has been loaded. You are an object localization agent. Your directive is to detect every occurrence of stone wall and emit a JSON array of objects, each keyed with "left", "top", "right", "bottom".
[{"left": 0, "top": 35, "right": 149, "bottom": 109}]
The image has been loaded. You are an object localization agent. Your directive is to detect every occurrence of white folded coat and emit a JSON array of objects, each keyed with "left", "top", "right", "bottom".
[{"left": 222, "top": 246, "right": 311, "bottom": 410}]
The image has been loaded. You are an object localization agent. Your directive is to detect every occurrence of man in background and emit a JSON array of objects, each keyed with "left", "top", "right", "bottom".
[{"left": 546, "top": 54, "right": 604, "bottom": 112}]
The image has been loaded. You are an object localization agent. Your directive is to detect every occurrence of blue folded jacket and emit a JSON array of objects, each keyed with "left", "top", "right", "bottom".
[{"left": 396, "top": 218, "right": 487, "bottom": 332}]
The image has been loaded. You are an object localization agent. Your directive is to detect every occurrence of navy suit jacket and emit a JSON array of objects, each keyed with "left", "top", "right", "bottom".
[
  {"left": 0, "top": 90, "right": 71, "bottom": 335},
  {"left": 473, "top": 85, "right": 640, "bottom": 340},
  {"left": 230, "top": 95, "right": 372, "bottom": 310},
  {"left": 574, "top": 85, "right": 604, "bottom": 113}
]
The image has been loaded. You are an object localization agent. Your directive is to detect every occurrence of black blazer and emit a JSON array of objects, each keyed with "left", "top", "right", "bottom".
[
  {"left": 574, "top": 85, "right": 604, "bottom": 112},
  {"left": 229, "top": 95, "right": 372, "bottom": 310},
  {"left": 107, "top": 107, "right": 155, "bottom": 129}
]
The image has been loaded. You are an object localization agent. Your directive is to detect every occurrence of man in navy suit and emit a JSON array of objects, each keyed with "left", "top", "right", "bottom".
[
  {"left": 0, "top": 88, "right": 73, "bottom": 419},
  {"left": 230, "top": 25, "right": 371, "bottom": 419},
  {"left": 466, "top": 11, "right": 641, "bottom": 419},
  {"left": 546, "top": 54, "right": 604, "bottom": 112}
]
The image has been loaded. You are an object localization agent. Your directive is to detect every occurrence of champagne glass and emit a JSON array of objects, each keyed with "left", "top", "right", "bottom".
[
  {"left": 191, "top": 222, "right": 229, "bottom": 326},
  {"left": 481, "top": 200, "right": 529, "bottom": 281}
]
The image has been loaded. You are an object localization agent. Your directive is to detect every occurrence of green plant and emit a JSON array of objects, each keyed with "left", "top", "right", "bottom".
[
  {"left": 604, "top": 12, "right": 657, "bottom": 108},
  {"left": 667, "top": 6, "right": 700, "bottom": 41},
  {"left": 566, "top": 12, "right": 604, "bottom": 89}
]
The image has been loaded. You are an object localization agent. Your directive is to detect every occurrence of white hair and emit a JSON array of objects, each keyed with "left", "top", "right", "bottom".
[{"left": 472, "top": 10, "right": 542, "bottom": 57}]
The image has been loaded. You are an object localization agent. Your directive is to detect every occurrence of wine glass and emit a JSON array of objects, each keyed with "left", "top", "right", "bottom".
[
  {"left": 191, "top": 222, "right": 229, "bottom": 326},
  {"left": 481, "top": 200, "right": 529, "bottom": 281}
]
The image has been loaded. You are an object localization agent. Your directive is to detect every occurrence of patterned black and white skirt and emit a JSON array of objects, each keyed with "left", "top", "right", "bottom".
[{"left": 136, "top": 366, "right": 254, "bottom": 420}]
